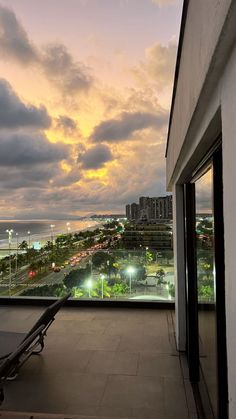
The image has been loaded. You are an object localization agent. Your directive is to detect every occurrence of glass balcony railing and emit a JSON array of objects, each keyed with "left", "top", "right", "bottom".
[{"left": 0, "top": 241, "right": 174, "bottom": 301}]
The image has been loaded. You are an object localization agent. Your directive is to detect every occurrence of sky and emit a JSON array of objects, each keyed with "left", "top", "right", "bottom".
[{"left": 0, "top": 0, "right": 183, "bottom": 219}]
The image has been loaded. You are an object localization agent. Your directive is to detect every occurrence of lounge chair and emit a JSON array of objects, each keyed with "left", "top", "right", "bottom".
[
  {"left": 0, "top": 324, "right": 45, "bottom": 405},
  {"left": 0, "top": 293, "right": 70, "bottom": 360}
]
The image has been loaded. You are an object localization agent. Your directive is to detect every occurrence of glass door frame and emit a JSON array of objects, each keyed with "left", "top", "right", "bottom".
[{"left": 184, "top": 144, "right": 228, "bottom": 418}]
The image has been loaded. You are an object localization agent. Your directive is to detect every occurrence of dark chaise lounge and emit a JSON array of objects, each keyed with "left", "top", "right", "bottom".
[
  {"left": 0, "top": 293, "right": 70, "bottom": 360},
  {"left": 0, "top": 324, "right": 45, "bottom": 405}
]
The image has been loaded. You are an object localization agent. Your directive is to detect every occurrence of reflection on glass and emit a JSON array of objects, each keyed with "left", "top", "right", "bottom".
[{"left": 195, "top": 166, "right": 217, "bottom": 416}]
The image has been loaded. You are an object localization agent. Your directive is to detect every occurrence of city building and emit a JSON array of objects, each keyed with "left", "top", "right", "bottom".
[
  {"left": 125, "top": 204, "right": 131, "bottom": 220},
  {"left": 122, "top": 223, "right": 173, "bottom": 249},
  {"left": 125, "top": 195, "right": 172, "bottom": 223},
  {"left": 166, "top": 0, "right": 236, "bottom": 417},
  {"left": 130, "top": 202, "right": 139, "bottom": 221}
]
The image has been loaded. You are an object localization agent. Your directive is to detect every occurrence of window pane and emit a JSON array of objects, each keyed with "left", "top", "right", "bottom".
[{"left": 195, "top": 166, "right": 217, "bottom": 416}]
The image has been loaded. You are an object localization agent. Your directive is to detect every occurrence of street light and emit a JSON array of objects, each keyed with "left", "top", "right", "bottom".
[
  {"left": 50, "top": 224, "right": 55, "bottom": 244},
  {"left": 87, "top": 278, "right": 92, "bottom": 298},
  {"left": 145, "top": 247, "right": 149, "bottom": 265},
  {"left": 6, "top": 229, "right": 14, "bottom": 290},
  {"left": 100, "top": 274, "right": 105, "bottom": 299},
  {"left": 15, "top": 232, "right": 19, "bottom": 274},
  {"left": 126, "top": 266, "right": 135, "bottom": 294},
  {"left": 27, "top": 231, "right": 31, "bottom": 248},
  {"left": 106, "top": 259, "right": 110, "bottom": 282},
  {"left": 66, "top": 222, "right": 71, "bottom": 234}
]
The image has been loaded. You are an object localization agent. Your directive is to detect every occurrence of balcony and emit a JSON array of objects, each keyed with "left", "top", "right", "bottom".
[{"left": 0, "top": 305, "right": 197, "bottom": 418}]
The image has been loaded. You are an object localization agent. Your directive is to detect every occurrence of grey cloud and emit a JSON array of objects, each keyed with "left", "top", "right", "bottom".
[
  {"left": 78, "top": 144, "right": 113, "bottom": 169},
  {"left": 0, "top": 5, "right": 93, "bottom": 95},
  {"left": 56, "top": 115, "right": 77, "bottom": 132},
  {"left": 0, "top": 79, "right": 51, "bottom": 129},
  {"left": 91, "top": 111, "right": 168, "bottom": 143},
  {"left": 0, "top": 161, "right": 80, "bottom": 190},
  {"left": 0, "top": 5, "right": 37, "bottom": 64},
  {"left": 0, "top": 132, "right": 68, "bottom": 166},
  {"left": 0, "top": 165, "right": 59, "bottom": 189},
  {"left": 137, "top": 41, "right": 177, "bottom": 88},
  {"left": 52, "top": 167, "right": 81, "bottom": 187},
  {"left": 41, "top": 43, "right": 93, "bottom": 94}
]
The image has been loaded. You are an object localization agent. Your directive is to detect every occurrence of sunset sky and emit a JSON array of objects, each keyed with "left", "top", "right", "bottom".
[{"left": 0, "top": 0, "right": 182, "bottom": 219}]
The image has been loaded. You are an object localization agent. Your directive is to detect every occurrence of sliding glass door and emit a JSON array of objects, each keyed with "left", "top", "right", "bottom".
[
  {"left": 195, "top": 166, "right": 217, "bottom": 416},
  {"left": 185, "top": 146, "right": 228, "bottom": 418}
]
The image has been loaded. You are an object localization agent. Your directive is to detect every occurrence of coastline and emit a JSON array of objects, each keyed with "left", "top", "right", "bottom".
[{"left": 0, "top": 219, "right": 101, "bottom": 259}]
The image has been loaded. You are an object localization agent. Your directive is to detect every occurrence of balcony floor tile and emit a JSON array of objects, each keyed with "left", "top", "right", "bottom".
[{"left": 0, "top": 306, "right": 196, "bottom": 418}]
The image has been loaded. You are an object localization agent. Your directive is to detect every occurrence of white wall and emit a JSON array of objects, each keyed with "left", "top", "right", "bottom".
[
  {"left": 165, "top": 1, "right": 236, "bottom": 415},
  {"left": 169, "top": 36, "right": 236, "bottom": 419},
  {"left": 166, "top": 0, "right": 232, "bottom": 187},
  {"left": 221, "top": 43, "right": 236, "bottom": 419}
]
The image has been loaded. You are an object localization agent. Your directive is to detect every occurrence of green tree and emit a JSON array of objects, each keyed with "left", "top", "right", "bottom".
[
  {"left": 198, "top": 285, "right": 214, "bottom": 301},
  {"left": 19, "top": 240, "right": 28, "bottom": 250},
  {"left": 71, "top": 287, "right": 84, "bottom": 298},
  {"left": 63, "top": 267, "right": 90, "bottom": 289},
  {"left": 168, "top": 283, "right": 175, "bottom": 298},
  {"left": 0, "top": 260, "right": 8, "bottom": 281},
  {"left": 156, "top": 268, "right": 166, "bottom": 285},
  {"left": 20, "top": 284, "right": 68, "bottom": 297},
  {"left": 94, "top": 278, "right": 111, "bottom": 298},
  {"left": 44, "top": 241, "right": 54, "bottom": 252},
  {"left": 112, "top": 282, "right": 129, "bottom": 296},
  {"left": 146, "top": 251, "right": 153, "bottom": 264}
]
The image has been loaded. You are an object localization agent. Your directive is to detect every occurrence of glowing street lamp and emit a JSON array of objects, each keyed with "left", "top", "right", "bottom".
[
  {"left": 6, "top": 229, "right": 14, "bottom": 289},
  {"left": 15, "top": 232, "right": 19, "bottom": 274},
  {"left": 126, "top": 266, "right": 135, "bottom": 294},
  {"left": 87, "top": 278, "right": 92, "bottom": 298},
  {"left": 27, "top": 231, "right": 31, "bottom": 248},
  {"left": 66, "top": 222, "right": 71, "bottom": 234},
  {"left": 100, "top": 274, "right": 105, "bottom": 299},
  {"left": 50, "top": 224, "right": 55, "bottom": 244}
]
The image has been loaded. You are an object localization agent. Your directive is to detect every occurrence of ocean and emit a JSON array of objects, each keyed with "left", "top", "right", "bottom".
[{"left": 0, "top": 219, "right": 100, "bottom": 256}]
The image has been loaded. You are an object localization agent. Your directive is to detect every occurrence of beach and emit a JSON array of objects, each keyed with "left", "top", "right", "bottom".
[{"left": 0, "top": 219, "right": 100, "bottom": 259}]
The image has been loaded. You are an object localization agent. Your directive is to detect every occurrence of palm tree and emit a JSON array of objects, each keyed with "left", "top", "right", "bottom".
[
  {"left": 35, "top": 259, "right": 44, "bottom": 274},
  {"left": 0, "top": 260, "right": 8, "bottom": 282},
  {"left": 44, "top": 241, "right": 54, "bottom": 252},
  {"left": 19, "top": 240, "right": 28, "bottom": 250},
  {"left": 94, "top": 278, "right": 111, "bottom": 298}
]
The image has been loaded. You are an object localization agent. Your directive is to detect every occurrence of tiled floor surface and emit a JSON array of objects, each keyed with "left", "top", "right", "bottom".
[{"left": 0, "top": 306, "right": 197, "bottom": 418}]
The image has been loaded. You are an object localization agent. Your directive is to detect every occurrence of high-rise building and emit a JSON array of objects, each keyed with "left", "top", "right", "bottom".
[
  {"left": 125, "top": 204, "right": 131, "bottom": 220},
  {"left": 126, "top": 195, "right": 172, "bottom": 223},
  {"left": 130, "top": 203, "right": 139, "bottom": 221},
  {"left": 122, "top": 223, "right": 173, "bottom": 249}
]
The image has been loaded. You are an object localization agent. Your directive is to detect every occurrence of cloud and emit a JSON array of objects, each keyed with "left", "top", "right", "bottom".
[
  {"left": 0, "top": 165, "right": 59, "bottom": 189},
  {"left": 79, "top": 144, "right": 113, "bottom": 169},
  {"left": 41, "top": 43, "right": 92, "bottom": 94},
  {"left": 91, "top": 111, "right": 168, "bottom": 143},
  {"left": 133, "top": 41, "right": 177, "bottom": 90},
  {"left": 52, "top": 167, "right": 81, "bottom": 187},
  {"left": 0, "top": 79, "right": 51, "bottom": 129},
  {"left": 56, "top": 115, "right": 77, "bottom": 132},
  {"left": 0, "top": 132, "right": 68, "bottom": 166},
  {"left": 0, "top": 5, "right": 93, "bottom": 95},
  {"left": 0, "top": 4, "right": 37, "bottom": 64}
]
